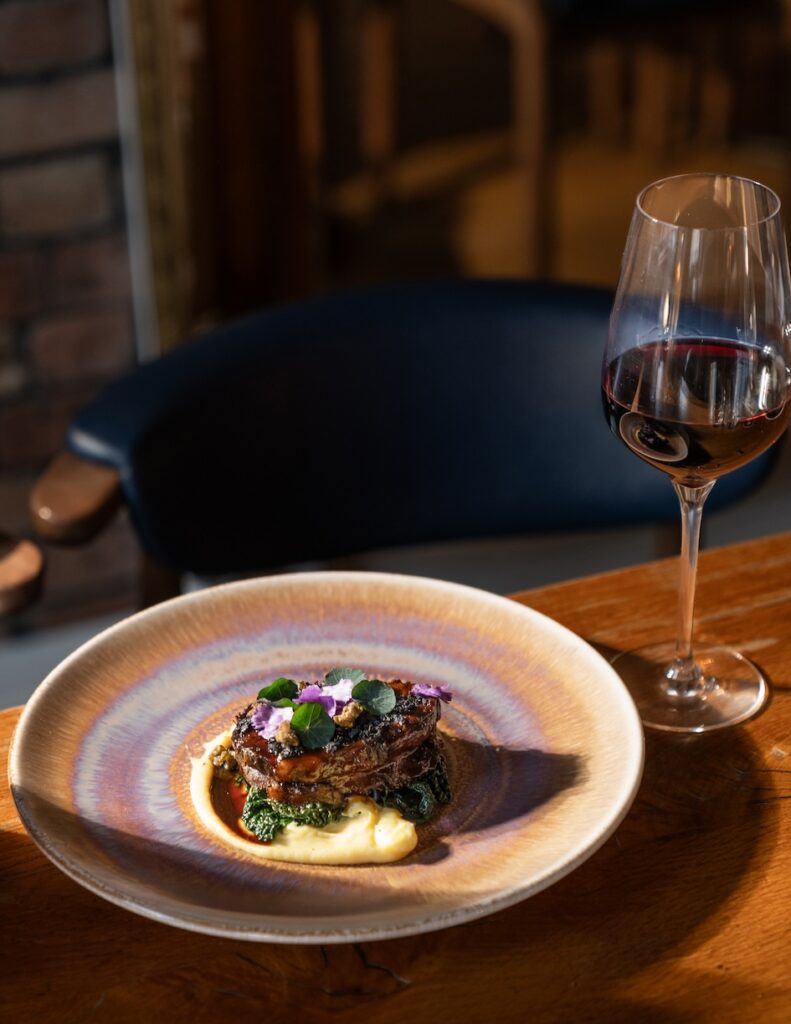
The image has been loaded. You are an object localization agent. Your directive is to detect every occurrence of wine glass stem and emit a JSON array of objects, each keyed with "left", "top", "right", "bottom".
[{"left": 668, "top": 480, "right": 716, "bottom": 695}]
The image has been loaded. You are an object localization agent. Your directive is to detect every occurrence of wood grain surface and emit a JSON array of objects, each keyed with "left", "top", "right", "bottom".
[{"left": 3, "top": 533, "right": 791, "bottom": 1023}]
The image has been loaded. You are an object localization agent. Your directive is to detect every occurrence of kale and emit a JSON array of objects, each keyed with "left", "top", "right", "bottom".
[
  {"left": 371, "top": 759, "right": 452, "bottom": 824},
  {"left": 240, "top": 788, "right": 343, "bottom": 842}
]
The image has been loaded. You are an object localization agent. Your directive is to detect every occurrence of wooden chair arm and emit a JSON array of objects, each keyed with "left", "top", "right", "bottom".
[
  {"left": 0, "top": 533, "right": 44, "bottom": 615},
  {"left": 30, "top": 451, "right": 123, "bottom": 545}
]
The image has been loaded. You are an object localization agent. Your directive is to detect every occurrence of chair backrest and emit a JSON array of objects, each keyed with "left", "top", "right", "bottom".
[{"left": 68, "top": 280, "right": 776, "bottom": 574}]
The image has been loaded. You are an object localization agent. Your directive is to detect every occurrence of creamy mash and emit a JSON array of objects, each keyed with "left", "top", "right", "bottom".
[{"left": 190, "top": 732, "right": 417, "bottom": 864}]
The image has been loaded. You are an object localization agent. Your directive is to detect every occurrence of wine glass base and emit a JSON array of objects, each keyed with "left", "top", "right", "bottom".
[{"left": 610, "top": 643, "right": 767, "bottom": 733}]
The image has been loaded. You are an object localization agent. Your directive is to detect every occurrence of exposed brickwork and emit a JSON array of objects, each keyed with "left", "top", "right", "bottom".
[
  {"left": 0, "top": 69, "right": 117, "bottom": 160},
  {"left": 0, "top": 391, "right": 98, "bottom": 468},
  {"left": 48, "top": 232, "right": 131, "bottom": 306},
  {"left": 0, "top": 153, "right": 112, "bottom": 239},
  {"left": 0, "top": 0, "right": 109, "bottom": 76},
  {"left": 0, "top": 470, "right": 38, "bottom": 535},
  {"left": 29, "top": 310, "right": 133, "bottom": 382},
  {"left": 0, "top": 324, "right": 28, "bottom": 396},
  {"left": 0, "top": 250, "right": 40, "bottom": 318},
  {"left": 0, "top": 0, "right": 138, "bottom": 624}
]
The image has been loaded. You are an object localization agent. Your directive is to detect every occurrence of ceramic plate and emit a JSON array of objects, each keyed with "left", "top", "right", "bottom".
[{"left": 9, "top": 571, "right": 643, "bottom": 943}]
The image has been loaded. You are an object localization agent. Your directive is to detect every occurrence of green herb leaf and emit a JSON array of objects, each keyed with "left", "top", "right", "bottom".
[
  {"left": 241, "top": 788, "right": 343, "bottom": 842},
  {"left": 324, "top": 667, "right": 367, "bottom": 687},
  {"left": 290, "top": 701, "right": 336, "bottom": 748},
  {"left": 351, "top": 679, "right": 396, "bottom": 716},
  {"left": 257, "top": 677, "right": 298, "bottom": 701},
  {"left": 272, "top": 698, "right": 297, "bottom": 708}
]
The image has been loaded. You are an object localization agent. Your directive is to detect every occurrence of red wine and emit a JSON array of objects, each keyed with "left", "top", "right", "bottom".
[{"left": 602, "top": 339, "right": 790, "bottom": 481}]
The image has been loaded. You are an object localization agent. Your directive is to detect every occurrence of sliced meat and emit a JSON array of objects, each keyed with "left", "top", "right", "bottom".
[
  {"left": 252, "top": 737, "right": 445, "bottom": 806},
  {"left": 231, "top": 680, "right": 443, "bottom": 806}
]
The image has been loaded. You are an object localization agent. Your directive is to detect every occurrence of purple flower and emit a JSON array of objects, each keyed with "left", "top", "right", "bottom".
[
  {"left": 412, "top": 682, "right": 453, "bottom": 703},
  {"left": 296, "top": 678, "right": 357, "bottom": 716},
  {"left": 251, "top": 702, "right": 294, "bottom": 739},
  {"left": 296, "top": 684, "right": 337, "bottom": 715},
  {"left": 324, "top": 677, "right": 357, "bottom": 706}
]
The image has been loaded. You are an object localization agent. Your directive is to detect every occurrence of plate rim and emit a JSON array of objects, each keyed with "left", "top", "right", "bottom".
[{"left": 8, "top": 569, "right": 645, "bottom": 943}]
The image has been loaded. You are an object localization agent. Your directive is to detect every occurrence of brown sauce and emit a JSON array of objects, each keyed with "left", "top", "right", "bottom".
[{"left": 210, "top": 776, "right": 266, "bottom": 843}]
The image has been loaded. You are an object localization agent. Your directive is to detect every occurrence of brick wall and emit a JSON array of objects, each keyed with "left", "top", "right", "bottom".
[{"left": 0, "top": 0, "right": 138, "bottom": 627}]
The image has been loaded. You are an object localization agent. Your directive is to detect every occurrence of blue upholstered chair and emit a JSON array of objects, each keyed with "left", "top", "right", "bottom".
[{"left": 31, "top": 279, "right": 779, "bottom": 601}]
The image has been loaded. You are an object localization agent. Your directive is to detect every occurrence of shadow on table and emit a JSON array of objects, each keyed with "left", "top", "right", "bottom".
[
  {"left": 416, "top": 639, "right": 783, "bottom": 1017},
  {"left": 440, "top": 734, "right": 583, "bottom": 832}
]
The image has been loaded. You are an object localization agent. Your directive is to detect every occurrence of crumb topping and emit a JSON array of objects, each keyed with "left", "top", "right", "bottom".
[
  {"left": 274, "top": 720, "right": 300, "bottom": 746},
  {"left": 333, "top": 699, "right": 364, "bottom": 728}
]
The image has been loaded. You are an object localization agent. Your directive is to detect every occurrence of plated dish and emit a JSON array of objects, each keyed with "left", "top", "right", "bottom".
[
  {"left": 9, "top": 571, "right": 643, "bottom": 943},
  {"left": 194, "top": 669, "right": 453, "bottom": 864}
]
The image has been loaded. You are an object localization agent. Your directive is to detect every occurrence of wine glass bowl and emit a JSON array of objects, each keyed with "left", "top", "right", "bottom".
[{"left": 603, "top": 173, "right": 791, "bottom": 732}]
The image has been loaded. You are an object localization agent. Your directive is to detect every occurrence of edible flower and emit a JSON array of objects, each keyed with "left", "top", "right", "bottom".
[
  {"left": 295, "top": 684, "right": 336, "bottom": 715},
  {"left": 296, "top": 678, "right": 357, "bottom": 716},
  {"left": 251, "top": 702, "right": 294, "bottom": 739},
  {"left": 412, "top": 682, "right": 453, "bottom": 703}
]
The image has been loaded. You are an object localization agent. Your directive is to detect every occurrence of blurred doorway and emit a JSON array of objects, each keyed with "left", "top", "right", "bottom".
[{"left": 119, "top": 0, "right": 791, "bottom": 343}]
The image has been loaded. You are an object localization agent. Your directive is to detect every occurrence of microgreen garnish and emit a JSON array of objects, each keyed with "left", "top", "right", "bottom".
[
  {"left": 412, "top": 682, "right": 453, "bottom": 703},
  {"left": 352, "top": 679, "right": 396, "bottom": 716},
  {"left": 251, "top": 668, "right": 408, "bottom": 746},
  {"left": 257, "top": 677, "right": 298, "bottom": 702},
  {"left": 324, "top": 667, "right": 367, "bottom": 687},
  {"left": 291, "top": 702, "right": 336, "bottom": 749}
]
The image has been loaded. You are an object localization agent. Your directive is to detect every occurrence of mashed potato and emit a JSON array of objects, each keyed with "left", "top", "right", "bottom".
[{"left": 190, "top": 732, "right": 417, "bottom": 864}]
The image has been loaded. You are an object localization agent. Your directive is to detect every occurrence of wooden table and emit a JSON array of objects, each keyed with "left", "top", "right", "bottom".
[{"left": 3, "top": 533, "right": 791, "bottom": 1022}]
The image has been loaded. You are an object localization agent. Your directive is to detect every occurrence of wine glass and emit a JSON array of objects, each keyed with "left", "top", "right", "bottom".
[{"left": 602, "top": 173, "right": 791, "bottom": 732}]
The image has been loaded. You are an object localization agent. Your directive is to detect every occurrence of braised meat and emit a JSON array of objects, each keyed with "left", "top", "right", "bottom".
[{"left": 232, "top": 680, "right": 444, "bottom": 806}]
